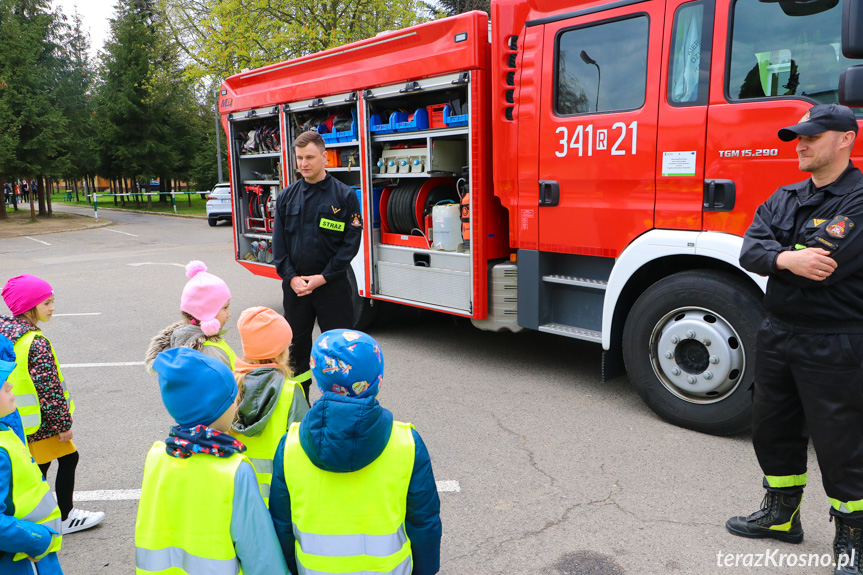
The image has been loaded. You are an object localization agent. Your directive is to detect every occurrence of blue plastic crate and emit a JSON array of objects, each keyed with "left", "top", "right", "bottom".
[
  {"left": 369, "top": 114, "right": 394, "bottom": 135},
  {"left": 443, "top": 104, "right": 468, "bottom": 127},
  {"left": 394, "top": 108, "right": 429, "bottom": 133},
  {"left": 318, "top": 109, "right": 358, "bottom": 142},
  {"left": 319, "top": 120, "right": 357, "bottom": 143}
]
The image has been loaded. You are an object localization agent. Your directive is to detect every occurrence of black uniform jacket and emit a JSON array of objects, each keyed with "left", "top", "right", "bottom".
[
  {"left": 740, "top": 163, "right": 863, "bottom": 331},
  {"left": 272, "top": 173, "right": 362, "bottom": 283}
]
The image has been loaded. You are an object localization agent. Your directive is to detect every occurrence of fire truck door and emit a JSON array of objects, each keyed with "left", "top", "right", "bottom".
[
  {"left": 536, "top": 4, "right": 663, "bottom": 256},
  {"left": 655, "top": 0, "right": 714, "bottom": 230}
]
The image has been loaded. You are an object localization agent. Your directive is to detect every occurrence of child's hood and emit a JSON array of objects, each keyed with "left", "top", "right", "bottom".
[
  {"left": 298, "top": 393, "right": 394, "bottom": 473},
  {"left": 145, "top": 321, "right": 222, "bottom": 369},
  {"left": 231, "top": 367, "right": 285, "bottom": 436},
  {"left": 0, "top": 315, "right": 38, "bottom": 344}
]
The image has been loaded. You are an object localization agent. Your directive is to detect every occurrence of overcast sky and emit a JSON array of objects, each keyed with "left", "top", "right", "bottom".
[{"left": 53, "top": 0, "right": 114, "bottom": 58}]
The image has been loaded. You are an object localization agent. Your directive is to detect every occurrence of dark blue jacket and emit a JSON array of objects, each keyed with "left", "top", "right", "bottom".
[{"left": 269, "top": 393, "right": 441, "bottom": 575}]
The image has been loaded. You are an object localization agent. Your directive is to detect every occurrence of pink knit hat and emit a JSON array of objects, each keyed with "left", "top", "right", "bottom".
[
  {"left": 2, "top": 274, "right": 54, "bottom": 316},
  {"left": 237, "top": 306, "right": 293, "bottom": 360},
  {"left": 180, "top": 261, "right": 231, "bottom": 336}
]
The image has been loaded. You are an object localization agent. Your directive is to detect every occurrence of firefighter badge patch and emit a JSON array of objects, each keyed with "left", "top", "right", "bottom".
[
  {"left": 826, "top": 216, "right": 854, "bottom": 238},
  {"left": 351, "top": 213, "right": 363, "bottom": 227},
  {"left": 799, "top": 111, "right": 811, "bottom": 123}
]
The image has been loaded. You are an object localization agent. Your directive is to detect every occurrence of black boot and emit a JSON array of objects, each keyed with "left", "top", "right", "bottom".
[
  {"left": 726, "top": 488, "right": 804, "bottom": 543},
  {"left": 832, "top": 510, "right": 863, "bottom": 575}
]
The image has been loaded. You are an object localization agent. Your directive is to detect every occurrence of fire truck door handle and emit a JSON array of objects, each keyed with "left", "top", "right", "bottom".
[
  {"left": 703, "top": 179, "right": 736, "bottom": 212},
  {"left": 539, "top": 180, "right": 560, "bottom": 207}
]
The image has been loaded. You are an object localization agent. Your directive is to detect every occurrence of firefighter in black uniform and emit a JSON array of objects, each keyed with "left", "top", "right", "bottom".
[
  {"left": 728, "top": 104, "right": 863, "bottom": 574},
  {"left": 272, "top": 130, "right": 362, "bottom": 403}
]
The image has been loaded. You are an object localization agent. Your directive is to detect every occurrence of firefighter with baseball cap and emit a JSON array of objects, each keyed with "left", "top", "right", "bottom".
[{"left": 730, "top": 103, "right": 863, "bottom": 574}]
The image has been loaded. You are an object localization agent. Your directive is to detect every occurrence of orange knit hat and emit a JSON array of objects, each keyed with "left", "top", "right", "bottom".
[{"left": 237, "top": 306, "right": 293, "bottom": 360}]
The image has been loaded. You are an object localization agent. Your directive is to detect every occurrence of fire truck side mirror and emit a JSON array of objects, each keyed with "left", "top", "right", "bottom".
[
  {"left": 839, "top": 67, "right": 863, "bottom": 106},
  {"left": 843, "top": 0, "right": 863, "bottom": 58}
]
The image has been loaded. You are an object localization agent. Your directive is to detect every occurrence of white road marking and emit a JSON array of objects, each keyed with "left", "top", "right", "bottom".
[
  {"left": 127, "top": 262, "right": 184, "bottom": 267},
  {"left": 72, "top": 489, "right": 141, "bottom": 502},
  {"left": 53, "top": 313, "right": 102, "bottom": 317},
  {"left": 436, "top": 480, "right": 461, "bottom": 492},
  {"left": 72, "top": 481, "right": 461, "bottom": 501},
  {"left": 60, "top": 361, "right": 145, "bottom": 368},
  {"left": 104, "top": 228, "right": 138, "bottom": 237},
  {"left": 24, "top": 236, "right": 51, "bottom": 245}
]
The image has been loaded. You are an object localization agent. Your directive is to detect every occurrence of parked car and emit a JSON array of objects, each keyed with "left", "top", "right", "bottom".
[{"left": 206, "top": 183, "right": 232, "bottom": 227}]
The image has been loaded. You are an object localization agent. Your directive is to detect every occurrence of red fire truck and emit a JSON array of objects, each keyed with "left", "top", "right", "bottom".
[{"left": 220, "top": 0, "right": 863, "bottom": 435}]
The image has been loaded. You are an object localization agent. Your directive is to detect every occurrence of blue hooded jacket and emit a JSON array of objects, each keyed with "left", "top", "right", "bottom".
[
  {"left": 0, "top": 410, "right": 64, "bottom": 574},
  {"left": 270, "top": 393, "right": 442, "bottom": 575}
]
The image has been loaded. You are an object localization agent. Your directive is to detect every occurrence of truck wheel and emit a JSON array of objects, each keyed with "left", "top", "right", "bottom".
[
  {"left": 346, "top": 267, "right": 378, "bottom": 330},
  {"left": 622, "top": 270, "right": 764, "bottom": 435}
]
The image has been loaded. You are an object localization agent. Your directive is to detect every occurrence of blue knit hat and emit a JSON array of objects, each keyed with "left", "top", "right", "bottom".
[
  {"left": 152, "top": 348, "right": 238, "bottom": 427},
  {"left": 311, "top": 329, "right": 383, "bottom": 398},
  {"left": 0, "top": 335, "right": 15, "bottom": 383}
]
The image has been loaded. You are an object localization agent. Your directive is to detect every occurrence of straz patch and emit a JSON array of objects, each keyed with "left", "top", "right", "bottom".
[
  {"left": 351, "top": 213, "right": 363, "bottom": 227},
  {"left": 826, "top": 216, "right": 854, "bottom": 238},
  {"left": 816, "top": 236, "right": 838, "bottom": 250},
  {"left": 319, "top": 218, "right": 345, "bottom": 232}
]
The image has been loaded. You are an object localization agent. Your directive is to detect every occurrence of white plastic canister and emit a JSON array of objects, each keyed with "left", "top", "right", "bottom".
[{"left": 431, "top": 203, "right": 462, "bottom": 251}]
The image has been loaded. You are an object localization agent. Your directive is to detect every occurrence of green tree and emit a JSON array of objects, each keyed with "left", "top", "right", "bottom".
[
  {"left": 53, "top": 8, "right": 98, "bottom": 198},
  {"left": 0, "top": 0, "right": 68, "bottom": 216},
  {"left": 95, "top": 0, "right": 161, "bottom": 201},
  {"left": 159, "top": 0, "right": 434, "bottom": 84},
  {"left": 437, "top": 0, "right": 490, "bottom": 15}
]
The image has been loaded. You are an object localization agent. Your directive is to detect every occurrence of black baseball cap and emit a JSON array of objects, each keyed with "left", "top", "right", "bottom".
[{"left": 778, "top": 104, "right": 859, "bottom": 141}]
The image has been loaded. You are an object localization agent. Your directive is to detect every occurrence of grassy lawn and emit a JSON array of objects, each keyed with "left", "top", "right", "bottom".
[{"left": 53, "top": 190, "right": 210, "bottom": 217}]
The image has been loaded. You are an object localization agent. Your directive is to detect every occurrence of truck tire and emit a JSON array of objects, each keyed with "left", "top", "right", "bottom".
[
  {"left": 622, "top": 270, "right": 764, "bottom": 435},
  {"left": 346, "top": 267, "right": 378, "bottom": 330}
]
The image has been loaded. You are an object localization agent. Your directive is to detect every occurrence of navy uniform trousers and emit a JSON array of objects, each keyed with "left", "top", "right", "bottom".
[{"left": 754, "top": 316, "right": 863, "bottom": 516}]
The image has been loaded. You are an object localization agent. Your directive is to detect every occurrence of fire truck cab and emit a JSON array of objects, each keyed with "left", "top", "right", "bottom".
[{"left": 220, "top": 0, "right": 863, "bottom": 435}]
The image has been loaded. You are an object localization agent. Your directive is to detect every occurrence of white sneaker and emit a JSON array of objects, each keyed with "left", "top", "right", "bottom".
[{"left": 61, "top": 508, "right": 105, "bottom": 534}]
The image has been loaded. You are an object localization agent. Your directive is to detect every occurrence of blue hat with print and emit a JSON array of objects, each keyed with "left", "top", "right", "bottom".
[
  {"left": 0, "top": 335, "right": 16, "bottom": 383},
  {"left": 152, "top": 347, "right": 238, "bottom": 427},
  {"left": 311, "top": 329, "right": 384, "bottom": 398}
]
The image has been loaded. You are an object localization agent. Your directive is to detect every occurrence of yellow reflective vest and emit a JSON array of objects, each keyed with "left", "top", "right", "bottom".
[
  {"left": 283, "top": 420, "right": 415, "bottom": 575},
  {"left": 203, "top": 339, "right": 236, "bottom": 370},
  {"left": 231, "top": 379, "right": 302, "bottom": 507},
  {"left": 135, "top": 441, "right": 248, "bottom": 575},
  {"left": 9, "top": 331, "right": 75, "bottom": 437},
  {"left": 0, "top": 426, "right": 62, "bottom": 561}
]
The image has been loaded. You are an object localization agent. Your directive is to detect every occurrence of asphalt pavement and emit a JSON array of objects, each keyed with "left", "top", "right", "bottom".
[{"left": 0, "top": 205, "right": 835, "bottom": 574}]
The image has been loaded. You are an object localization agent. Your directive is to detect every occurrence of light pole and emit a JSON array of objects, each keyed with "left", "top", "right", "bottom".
[
  {"left": 215, "top": 88, "right": 224, "bottom": 183},
  {"left": 580, "top": 50, "right": 601, "bottom": 113}
]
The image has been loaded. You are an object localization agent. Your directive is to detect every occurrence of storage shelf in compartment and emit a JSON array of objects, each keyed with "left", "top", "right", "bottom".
[
  {"left": 323, "top": 140, "right": 360, "bottom": 148},
  {"left": 239, "top": 152, "right": 282, "bottom": 159},
  {"left": 242, "top": 233, "right": 273, "bottom": 240},
  {"left": 243, "top": 180, "right": 281, "bottom": 185},
  {"left": 372, "top": 172, "right": 456, "bottom": 179},
  {"left": 371, "top": 127, "right": 468, "bottom": 143},
  {"left": 328, "top": 167, "right": 363, "bottom": 173}
]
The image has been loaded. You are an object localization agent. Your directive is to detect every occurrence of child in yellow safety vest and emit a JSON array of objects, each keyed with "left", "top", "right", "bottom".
[
  {"left": 138, "top": 347, "right": 288, "bottom": 575},
  {"left": 269, "top": 329, "right": 442, "bottom": 575},
  {"left": 145, "top": 260, "right": 237, "bottom": 370},
  {"left": 0, "top": 333, "right": 64, "bottom": 574},
  {"left": 0, "top": 274, "right": 104, "bottom": 535},
  {"left": 230, "top": 307, "right": 309, "bottom": 507}
]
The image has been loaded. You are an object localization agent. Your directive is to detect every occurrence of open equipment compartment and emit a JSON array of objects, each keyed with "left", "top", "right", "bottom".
[
  {"left": 364, "top": 72, "right": 473, "bottom": 313},
  {"left": 228, "top": 105, "right": 284, "bottom": 265},
  {"left": 284, "top": 92, "right": 363, "bottom": 205}
]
